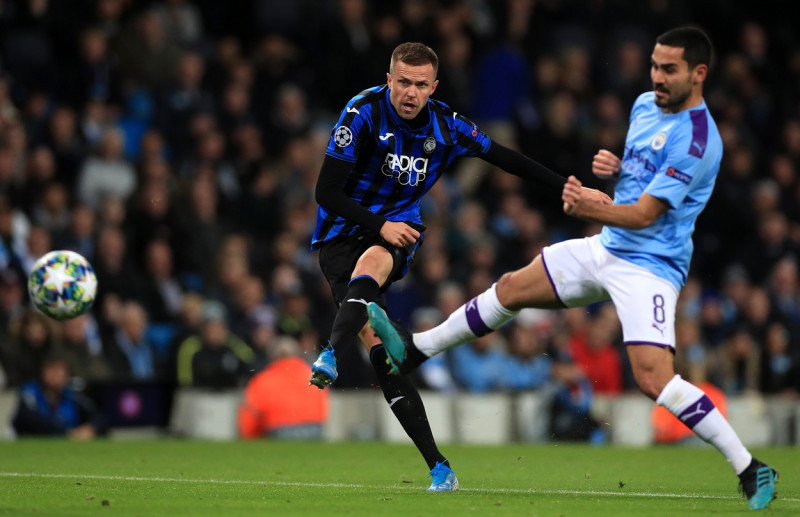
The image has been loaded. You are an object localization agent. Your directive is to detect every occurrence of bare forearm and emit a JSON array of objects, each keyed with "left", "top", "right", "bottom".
[{"left": 569, "top": 201, "right": 654, "bottom": 229}]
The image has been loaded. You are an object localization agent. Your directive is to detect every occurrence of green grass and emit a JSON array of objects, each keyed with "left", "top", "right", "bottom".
[{"left": 0, "top": 440, "right": 796, "bottom": 516}]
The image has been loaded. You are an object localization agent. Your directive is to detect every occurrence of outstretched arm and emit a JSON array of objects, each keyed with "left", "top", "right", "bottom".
[
  {"left": 480, "top": 141, "right": 567, "bottom": 189},
  {"left": 315, "top": 155, "right": 420, "bottom": 246},
  {"left": 481, "top": 142, "right": 612, "bottom": 204}
]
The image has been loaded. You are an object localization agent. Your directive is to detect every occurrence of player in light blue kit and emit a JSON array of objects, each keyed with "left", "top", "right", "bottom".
[{"left": 367, "top": 27, "right": 778, "bottom": 510}]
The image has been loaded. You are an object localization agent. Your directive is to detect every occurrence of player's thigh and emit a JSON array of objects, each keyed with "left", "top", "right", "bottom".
[
  {"left": 601, "top": 257, "right": 679, "bottom": 349},
  {"left": 506, "top": 236, "right": 610, "bottom": 310},
  {"left": 352, "top": 245, "right": 394, "bottom": 286},
  {"left": 497, "top": 256, "right": 563, "bottom": 310}
]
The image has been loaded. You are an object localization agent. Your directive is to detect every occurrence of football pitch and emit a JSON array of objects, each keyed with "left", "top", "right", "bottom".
[{"left": 0, "top": 440, "right": 796, "bottom": 516}]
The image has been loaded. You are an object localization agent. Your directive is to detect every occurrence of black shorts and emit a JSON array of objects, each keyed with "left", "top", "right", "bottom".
[{"left": 318, "top": 224, "right": 424, "bottom": 308}]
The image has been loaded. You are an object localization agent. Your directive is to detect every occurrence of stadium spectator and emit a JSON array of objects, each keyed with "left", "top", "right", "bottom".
[
  {"left": 56, "top": 204, "right": 96, "bottom": 262},
  {"left": 58, "top": 314, "right": 110, "bottom": 384},
  {"left": 238, "top": 337, "right": 328, "bottom": 440},
  {"left": 43, "top": 107, "right": 87, "bottom": 190},
  {"left": 448, "top": 332, "right": 509, "bottom": 393},
  {"left": 759, "top": 321, "right": 799, "bottom": 396},
  {"left": 227, "top": 273, "right": 274, "bottom": 341},
  {"left": 175, "top": 300, "right": 253, "bottom": 389},
  {"left": 114, "top": 8, "right": 182, "bottom": 90},
  {"left": 0, "top": 268, "right": 26, "bottom": 339},
  {"left": 12, "top": 354, "right": 107, "bottom": 439},
  {"left": 502, "top": 311, "right": 553, "bottom": 391},
  {"left": 103, "top": 300, "right": 160, "bottom": 381},
  {"left": 92, "top": 225, "right": 141, "bottom": 310},
  {"left": 567, "top": 304, "right": 624, "bottom": 395},
  {"left": 2, "top": 308, "right": 59, "bottom": 387},
  {"left": 75, "top": 127, "right": 137, "bottom": 210},
  {"left": 136, "top": 239, "right": 184, "bottom": 324},
  {"left": 547, "top": 354, "right": 603, "bottom": 443}
]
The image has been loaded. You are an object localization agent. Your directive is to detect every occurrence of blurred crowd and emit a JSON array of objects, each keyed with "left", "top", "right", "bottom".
[{"left": 0, "top": 0, "right": 799, "bottom": 410}]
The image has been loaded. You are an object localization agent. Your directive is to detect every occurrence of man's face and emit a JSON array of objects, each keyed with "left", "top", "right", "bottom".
[
  {"left": 387, "top": 60, "right": 438, "bottom": 120},
  {"left": 650, "top": 44, "right": 698, "bottom": 112},
  {"left": 42, "top": 361, "right": 69, "bottom": 391}
]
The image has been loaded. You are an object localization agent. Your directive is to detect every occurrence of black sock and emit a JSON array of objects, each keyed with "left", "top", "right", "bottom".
[
  {"left": 329, "top": 276, "right": 380, "bottom": 351},
  {"left": 370, "top": 344, "right": 448, "bottom": 470}
]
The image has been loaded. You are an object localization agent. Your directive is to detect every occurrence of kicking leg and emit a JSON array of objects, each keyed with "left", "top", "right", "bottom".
[{"left": 368, "top": 254, "right": 561, "bottom": 373}]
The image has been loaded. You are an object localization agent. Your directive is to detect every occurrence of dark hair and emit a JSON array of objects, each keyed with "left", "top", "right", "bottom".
[
  {"left": 656, "top": 26, "right": 713, "bottom": 70},
  {"left": 390, "top": 42, "right": 439, "bottom": 77}
]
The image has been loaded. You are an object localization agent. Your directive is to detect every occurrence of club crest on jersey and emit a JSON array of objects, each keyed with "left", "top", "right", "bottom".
[
  {"left": 381, "top": 153, "right": 428, "bottom": 186},
  {"left": 651, "top": 131, "right": 667, "bottom": 150},
  {"left": 334, "top": 126, "right": 353, "bottom": 147},
  {"left": 666, "top": 167, "right": 691, "bottom": 184},
  {"left": 423, "top": 136, "right": 436, "bottom": 154}
]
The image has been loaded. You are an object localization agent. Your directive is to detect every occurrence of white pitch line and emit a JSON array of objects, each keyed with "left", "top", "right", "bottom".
[{"left": 0, "top": 472, "right": 796, "bottom": 503}]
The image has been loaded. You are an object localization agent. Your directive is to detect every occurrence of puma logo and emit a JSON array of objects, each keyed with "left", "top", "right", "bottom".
[
  {"left": 692, "top": 141, "right": 705, "bottom": 154},
  {"left": 680, "top": 402, "right": 707, "bottom": 422},
  {"left": 652, "top": 323, "right": 665, "bottom": 337}
]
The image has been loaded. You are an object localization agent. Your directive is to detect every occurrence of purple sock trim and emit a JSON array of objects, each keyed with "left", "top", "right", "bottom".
[
  {"left": 465, "top": 297, "right": 491, "bottom": 336},
  {"left": 678, "top": 394, "right": 715, "bottom": 428},
  {"left": 540, "top": 252, "right": 568, "bottom": 308}
]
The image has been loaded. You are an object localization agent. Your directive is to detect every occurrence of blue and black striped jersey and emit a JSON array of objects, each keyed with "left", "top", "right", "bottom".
[{"left": 311, "top": 85, "right": 491, "bottom": 249}]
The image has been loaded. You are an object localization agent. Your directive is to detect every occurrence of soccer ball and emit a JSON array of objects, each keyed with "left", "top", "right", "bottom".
[{"left": 28, "top": 250, "right": 98, "bottom": 321}]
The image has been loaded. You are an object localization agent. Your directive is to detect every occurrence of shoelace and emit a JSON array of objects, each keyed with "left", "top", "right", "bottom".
[{"left": 430, "top": 464, "right": 449, "bottom": 483}]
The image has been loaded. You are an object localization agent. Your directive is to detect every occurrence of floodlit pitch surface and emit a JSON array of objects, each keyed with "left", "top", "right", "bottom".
[{"left": 0, "top": 440, "right": 796, "bottom": 515}]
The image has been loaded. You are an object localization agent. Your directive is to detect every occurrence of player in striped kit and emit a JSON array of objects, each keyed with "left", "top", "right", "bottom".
[{"left": 309, "top": 42, "right": 609, "bottom": 490}]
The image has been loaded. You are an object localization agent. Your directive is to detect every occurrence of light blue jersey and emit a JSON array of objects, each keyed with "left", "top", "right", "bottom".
[{"left": 600, "top": 91, "right": 722, "bottom": 290}]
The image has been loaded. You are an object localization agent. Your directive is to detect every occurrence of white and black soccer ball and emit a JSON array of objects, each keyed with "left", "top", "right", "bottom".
[{"left": 27, "top": 250, "right": 98, "bottom": 321}]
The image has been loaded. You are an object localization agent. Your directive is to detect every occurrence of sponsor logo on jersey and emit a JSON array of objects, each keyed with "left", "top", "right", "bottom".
[
  {"left": 651, "top": 131, "right": 667, "bottom": 150},
  {"left": 379, "top": 132, "right": 394, "bottom": 141},
  {"left": 623, "top": 146, "right": 657, "bottom": 175},
  {"left": 346, "top": 107, "right": 360, "bottom": 115},
  {"left": 381, "top": 153, "right": 428, "bottom": 186},
  {"left": 666, "top": 167, "right": 691, "bottom": 184},
  {"left": 334, "top": 126, "right": 353, "bottom": 147}
]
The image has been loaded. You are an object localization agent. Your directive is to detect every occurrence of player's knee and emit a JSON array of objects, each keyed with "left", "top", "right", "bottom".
[{"left": 496, "top": 261, "right": 552, "bottom": 310}]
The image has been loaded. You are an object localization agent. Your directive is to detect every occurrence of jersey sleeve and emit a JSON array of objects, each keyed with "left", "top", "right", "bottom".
[
  {"left": 452, "top": 113, "right": 492, "bottom": 157},
  {"left": 325, "top": 100, "right": 372, "bottom": 163},
  {"left": 645, "top": 124, "right": 709, "bottom": 209}
]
